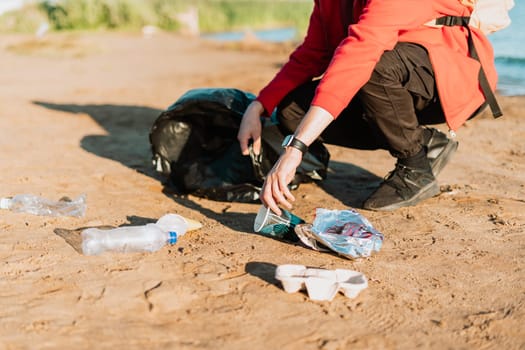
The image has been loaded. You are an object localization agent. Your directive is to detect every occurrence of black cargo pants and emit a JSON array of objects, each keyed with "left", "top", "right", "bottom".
[{"left": 276, "top": 42, "right": 447, "bottom": 159}]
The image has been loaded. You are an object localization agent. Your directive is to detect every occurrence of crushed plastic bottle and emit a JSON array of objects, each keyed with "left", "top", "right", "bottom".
[
  {"left": 0, "top": 193, "right": 86, "bottom": 217},
  {"left": 81, "top": 213, "right": 191, "bottom": 255}
]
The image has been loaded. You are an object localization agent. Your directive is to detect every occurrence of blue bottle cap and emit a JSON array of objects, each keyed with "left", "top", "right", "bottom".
[{"left": 168, "top": 232, "right": 178, "bottom": 244}]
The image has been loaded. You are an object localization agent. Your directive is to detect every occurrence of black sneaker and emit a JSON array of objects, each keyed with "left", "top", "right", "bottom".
[
  {"left": 424, "top": 128, "right": 459, "bottom": 176},
  {"left": 363, "top": 163, "right": 440, "bottom": 211}
]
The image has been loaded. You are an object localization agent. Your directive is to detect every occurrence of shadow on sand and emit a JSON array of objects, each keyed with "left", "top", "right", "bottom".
[
  {"left": 164, "top": 191, "right": 307, "bottom": 251},
  {"left": 35, "top": 101, "right": 382, "bottom": 233},
  {"left": 33, "top": 101, "right": 163, "bottom": 178},
  {"left": 320, "top": 160, "right": 383, "bottom": 208},
  {"left": 245, "top": 261, "right": 279, "bottom": 286}
]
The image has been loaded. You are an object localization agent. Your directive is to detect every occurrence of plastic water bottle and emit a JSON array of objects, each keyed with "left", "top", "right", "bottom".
[
  {"left": 0, "top": 194, "right": 86, "bottom": 217},
  {"left": 81, "top": 213, "right": 189, "bottom": 255}
]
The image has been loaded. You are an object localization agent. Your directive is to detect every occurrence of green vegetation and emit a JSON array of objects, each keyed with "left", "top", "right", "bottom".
[
  {"left": 0, "top": 0, "right": 313, "bottom": 35},
  {"left": 196, "top": 1, "right": 311, "bottom": 34}
]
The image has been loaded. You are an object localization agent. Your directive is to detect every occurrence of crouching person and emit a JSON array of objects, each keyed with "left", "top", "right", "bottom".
[{"left": 238, "top": 0, "right": 499, "bottom": 214}]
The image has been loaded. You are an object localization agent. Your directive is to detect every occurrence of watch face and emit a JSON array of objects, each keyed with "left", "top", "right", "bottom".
[
  {"left": 281, "top": 134, "right": 307, "bottom": 154},
  {"left": 282, "top": 135, "right": 293, "bottom": 148}
]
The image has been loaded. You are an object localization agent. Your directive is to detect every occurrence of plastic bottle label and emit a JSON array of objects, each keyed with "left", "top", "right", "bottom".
[{"left": 168, "top": 232, "right": 178, "bottom": 244}]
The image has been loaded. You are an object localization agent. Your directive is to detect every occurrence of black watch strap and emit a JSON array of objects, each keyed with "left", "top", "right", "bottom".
[{"left": 282, "top": 135, "right": 308, "bottom": 154}]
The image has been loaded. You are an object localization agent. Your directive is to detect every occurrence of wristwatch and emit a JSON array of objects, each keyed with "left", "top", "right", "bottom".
[{"left": 281, "top": 134, "right": 308, "bottom": 154}]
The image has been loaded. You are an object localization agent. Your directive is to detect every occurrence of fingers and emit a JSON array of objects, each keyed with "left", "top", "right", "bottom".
[
  {"left": 260, "top": 149, "right": 302, "bottom": 214},
  {"left": 251, "top": 136, "right": 261, "bottom": 156},
  {"left": 239, "top": 136, "right": 250, "bottom": 156},
  {"left": 261, "top": 182, "right": 281, "bottom": 216},
  {"left": 238, "top": 104, "right": 262, "bottom": 156},
  {"left": 280, "top": 181, "right": 296, "bottom": 205},
  {"left": 239, "top": 133, "right": 261, "bottom": 156},
  {"left": 273, "top": 175, "right": 295, "bottom": 209},
  {"left": 237, "top": 124, "right": 253, "bottom": 156},
  {"left": 261, "top": 173, "right": 296, "bottom": 216},
  {"left": 261, "top": 161, "right": 296, "bottom": 215},
  {"left": 271, "top": 178, "right": 291, "bottom": 209}
]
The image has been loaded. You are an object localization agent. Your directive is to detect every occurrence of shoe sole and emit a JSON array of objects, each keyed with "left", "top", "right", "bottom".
[
  {"left": 363, "top": 180, "right": 441, "bottom": 211},
  {"left": 430, "top": 139, "right": 459, "bottom": 176}
]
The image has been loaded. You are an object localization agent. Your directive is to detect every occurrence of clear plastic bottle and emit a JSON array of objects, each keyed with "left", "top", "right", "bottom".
[
  {"left": 81, "top": 214, "right": 189, "bottom": 255},
  {"left": 0, "top": 194, "right": 86, "bottom": 217}
]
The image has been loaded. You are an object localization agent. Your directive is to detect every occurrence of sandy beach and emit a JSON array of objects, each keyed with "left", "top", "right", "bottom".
[{"left": 0, "top": 32, "right": 524, "bottom": 349}]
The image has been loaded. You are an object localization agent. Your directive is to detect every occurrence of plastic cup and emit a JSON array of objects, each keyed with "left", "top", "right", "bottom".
[{"left": 253, "top": 205, "right": 304, "bottom": 241}]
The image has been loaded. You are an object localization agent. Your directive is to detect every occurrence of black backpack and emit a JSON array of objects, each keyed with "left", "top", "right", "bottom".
[{"left": 149, "top": 88, "right": 329, "bottom": 203}]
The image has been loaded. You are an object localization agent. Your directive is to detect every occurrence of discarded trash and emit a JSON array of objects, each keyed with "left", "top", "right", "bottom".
[
  {"left": 253, "top": 205, "right": 304, "bottom": 241},
  {"left": 35, "top": 22, "right": 49, "bottom": 38},
  {"left": 294, "top": 208, "right": 383, "bottom": 259},
  {"left": 0, "top": 193, "right": 86, "bottom": 217},
  {"left": 141, "top": 25, "right": 159, "bottom": 38},
  {"left": 81, "top": 214, "right": 202, "bottom": 255},
  {"left": 275, "top": 264, "right": 368, "bottom": 301}
]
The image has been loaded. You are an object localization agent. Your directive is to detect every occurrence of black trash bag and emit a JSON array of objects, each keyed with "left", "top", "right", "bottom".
[{"left": 149, "top": 87, "right": 330, "bottom": 203}]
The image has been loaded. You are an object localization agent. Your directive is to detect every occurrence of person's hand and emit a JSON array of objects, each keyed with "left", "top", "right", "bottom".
[
  {"left": 260, "top": 147, "right": 303, "bottom": 215},
  {"left": 238, "top": 100, "right": 264, "bottom": 155}
]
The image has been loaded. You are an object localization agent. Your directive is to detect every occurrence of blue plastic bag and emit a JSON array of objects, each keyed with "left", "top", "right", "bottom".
[{"left": 294, "top": 208, "right": 383, "bottom": 259}]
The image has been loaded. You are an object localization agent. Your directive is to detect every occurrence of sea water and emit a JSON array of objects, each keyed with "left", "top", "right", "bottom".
[
  {"left": 489, "top": 1, "right": 525, "bottom": 96},
  {"left": 201, "top": 27, "right": 296, "bottom": 43}
]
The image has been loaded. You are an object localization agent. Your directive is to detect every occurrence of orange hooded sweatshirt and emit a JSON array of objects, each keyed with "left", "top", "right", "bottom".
[{"left": 256, "top": 0, "right": 498, "bottom": 131}]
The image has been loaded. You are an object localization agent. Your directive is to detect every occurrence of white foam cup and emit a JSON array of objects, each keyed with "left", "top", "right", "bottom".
[
  {"left": 275, "top": 264, "right": 307, "bottom": 293},
  {"left": 274, "top": 264, "right": 368, "bottom": 301},
  {"left": 336, "top": 269, "right": 368, "bottom": 298},
  {"left": 305, "top": 268, "right": 337, "bottom": 280},
  {"left": 304, "top": 277, "right": 339, "bottom": 301}
]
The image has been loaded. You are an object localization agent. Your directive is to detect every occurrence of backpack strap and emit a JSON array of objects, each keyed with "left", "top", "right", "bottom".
[{"left": 435, "top": 15, "right": 503, "bottom": 118}]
